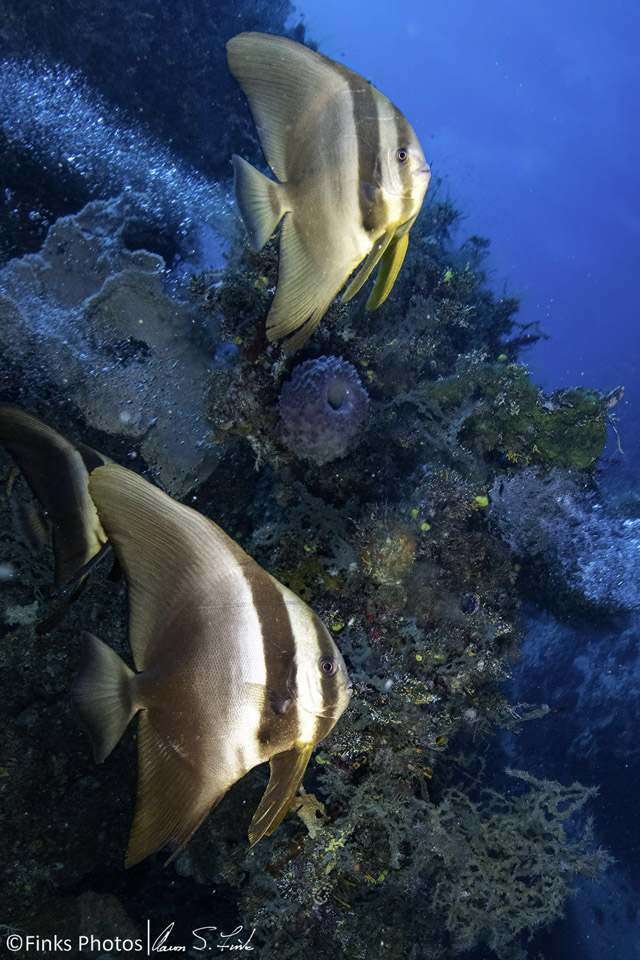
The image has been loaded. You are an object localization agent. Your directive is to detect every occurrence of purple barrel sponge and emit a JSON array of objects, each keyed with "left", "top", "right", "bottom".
[{"left": 279, "top": 356, "right": 368, "bottom": 465}]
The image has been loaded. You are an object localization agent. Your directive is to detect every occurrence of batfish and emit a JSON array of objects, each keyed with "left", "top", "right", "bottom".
[
  {"left": 0, "top": 405, "right": 108, "bottom": 587},
  {"left": 72, "top": 462, "right": 352, "bottom": 866},
  {"left": 227, "top": 31, "right": 431, "bottom": 350}
]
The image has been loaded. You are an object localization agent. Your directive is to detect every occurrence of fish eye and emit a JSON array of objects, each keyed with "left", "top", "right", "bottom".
[
  {"left": 396, "top": 148, "right": 408, "bottom": 163},
  {"left": 319, "top": 656, "right": 337, "bottom": 676}
]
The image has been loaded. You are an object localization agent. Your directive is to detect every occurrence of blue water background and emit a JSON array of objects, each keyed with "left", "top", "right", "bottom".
[{"left": 297, "top": 0, "right": 640, "bottom": 479}]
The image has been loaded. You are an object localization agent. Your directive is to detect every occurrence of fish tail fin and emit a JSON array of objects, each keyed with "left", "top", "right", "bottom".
[
  {"left": 232, "top": 154, "right": 287, "bottom": 251},
  {"left": 72, "top": 631, "right": 138, "bottom": 763}
]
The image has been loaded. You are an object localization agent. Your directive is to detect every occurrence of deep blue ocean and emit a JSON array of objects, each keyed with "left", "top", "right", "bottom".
[
  {"left": 0, "top": 2, "right": 638, "bottom": 958},
  {"left": 300, "top": 0, "right": 640, "bottom": 479}
]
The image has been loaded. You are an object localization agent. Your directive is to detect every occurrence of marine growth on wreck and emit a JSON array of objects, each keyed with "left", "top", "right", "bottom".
[{"left": 0, "top": 3, "right": 617, "bottom": 960}]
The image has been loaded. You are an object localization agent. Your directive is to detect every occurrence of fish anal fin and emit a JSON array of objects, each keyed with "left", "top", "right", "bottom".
[
  {"left": 265, "top": 216, "right": 348, "bottom": 349},
  {"left": 125, "top": 712, "right": 225, "bottom": 868},
  {"left": 71, "top": 631, "right": 138, "bottom": 763},
  {"left": 366, "top": 229, "right": 410, "bottom": 310},
  {"left": 248, "top": 744, "right": 314, "bottom": 845},
  {"left": 342, "top": 228, "right": 394, "bottom": 304},
  {"left": 231, "top": 155, "right": 288, "bottom": 252}
]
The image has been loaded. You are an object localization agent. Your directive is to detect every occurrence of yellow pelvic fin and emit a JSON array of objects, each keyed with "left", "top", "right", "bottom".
[
  {"left": 366, "top": 230, "right": 410, "bottom": 310},
  {"left": 249, "top": 744, "right": 314, "bottom": 845},
  {"left": 342, "top": 228, "right": 394, "bottom": 304}
]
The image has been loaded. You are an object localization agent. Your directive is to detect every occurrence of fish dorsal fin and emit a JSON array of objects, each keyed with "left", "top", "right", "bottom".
[
  {"left": 265, "top": 215, "right": 347, "bottom": 350},
  {"left": 125, "top": 711, "right": 222, "bottom": 868},
  {"left": 342, "top": 227, "right": 395, "bottom": 304},
  {"left": 226, "top": 32, "right": 349, "bottom": 183},
  {"left": 366, "top": 229, "right": 411, "bottom": 310},
  {"left": 248, "top": 743, "right": 314, "bottom": 845},
  {"left": 87, "top": 463, "right": 254, "bottom": 671},
  {"left": 0, "top": 405, "right": 107, "bottom": 586}
]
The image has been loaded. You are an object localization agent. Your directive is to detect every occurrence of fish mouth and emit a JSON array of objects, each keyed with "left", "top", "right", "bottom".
[{"left": 296, "top": 691, "right": 352, "bottom": 720}]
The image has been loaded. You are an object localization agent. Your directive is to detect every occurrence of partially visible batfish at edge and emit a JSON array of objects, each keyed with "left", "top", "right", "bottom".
[
  {"left": 0, "top": 405, "right": 108, "bottom": 587},
  {"left": 226, "top": 32, "right": 431, "bottom": 351},
  {"left": 72, "top": 463, "right": 352, "bottom": 867}
]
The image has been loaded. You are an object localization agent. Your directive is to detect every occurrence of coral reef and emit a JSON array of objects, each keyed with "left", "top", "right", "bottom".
[
  {"left": 489, "top": 467, "right": 640, "bottom": 611},
  {"left": 0, "top": 7, "right": 618, "bottom": 957},
  {"left": 279, "top": 356, "right": 369, "bottom": 465},
  {"left": 427, "top": 769, "right": 610, "bottom": 959}
]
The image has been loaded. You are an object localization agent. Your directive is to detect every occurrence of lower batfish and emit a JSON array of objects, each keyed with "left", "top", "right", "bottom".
[{"left": 1, "top": 408, "right": 352, "bottom": 864}]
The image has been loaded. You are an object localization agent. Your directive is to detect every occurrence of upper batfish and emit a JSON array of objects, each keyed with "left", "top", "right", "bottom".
[
  {"left": 71, "top": 462, "right": 352, "bottom": 866},
  {"left": 0, "top": 405, "right": 108, "bottom": 587},
  {"left": 226, "top": 32, "right": 431, "bottom": 350}
]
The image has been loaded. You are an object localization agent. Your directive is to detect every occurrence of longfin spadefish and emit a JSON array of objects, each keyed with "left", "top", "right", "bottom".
[
  {"left": 0, "top": 406, "right": 108, "bottom": 586},
  {"left": 248, "top": 744, "right": 314, "bottom": 845}
]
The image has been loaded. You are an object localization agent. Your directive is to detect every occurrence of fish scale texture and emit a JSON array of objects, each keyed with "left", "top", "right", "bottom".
[{"left": 278, "top": 356, "right": 368, "bottom": 465}]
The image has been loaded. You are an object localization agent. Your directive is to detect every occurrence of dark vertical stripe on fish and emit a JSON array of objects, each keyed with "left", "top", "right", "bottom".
[
  {"left": 250, "top": 575, "right": 299, "bottom": 747},
  {"left": 395, "top": 112, "right": 416, "bottom": 223},
  {"left": 345, "top": 71, "right": 384, "bottom": 235}
]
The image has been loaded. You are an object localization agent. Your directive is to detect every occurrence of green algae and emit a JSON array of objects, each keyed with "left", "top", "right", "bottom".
[{"left": 424, "top": 359, "right": 610, "bottom": 468}]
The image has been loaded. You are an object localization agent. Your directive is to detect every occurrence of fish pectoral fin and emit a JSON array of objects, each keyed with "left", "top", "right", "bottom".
[
  {"left": 231, "top": 155, "right": 288, "bottom": 252},
  {"left": 365, "top": 229, "right": 410, "bottom": 310},
  {"left": 126, "top": 712, "right": 223, "bottom": 869},
  {"left": 342, "top": 228, "right": 394, "bottom": 304},
  {"left": 243, "top": 682, "right": 293, "bottom": 716},
  {"left": 265, "top": 215, "right": 347, "bottom": 351},
  {"left": 248, "top": 744, "right": 314, "bottom": 845},
  {"left": 71, "top": 631, "right": 138, "bottom": 763}
]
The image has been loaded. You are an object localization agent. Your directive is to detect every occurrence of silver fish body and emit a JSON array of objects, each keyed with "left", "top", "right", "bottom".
[
  {"left": 73, "top": 463, "right": 352, "bottom": 866},
  {"left": 227, "top": 32, "right": 431, "bottom": 350}
]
